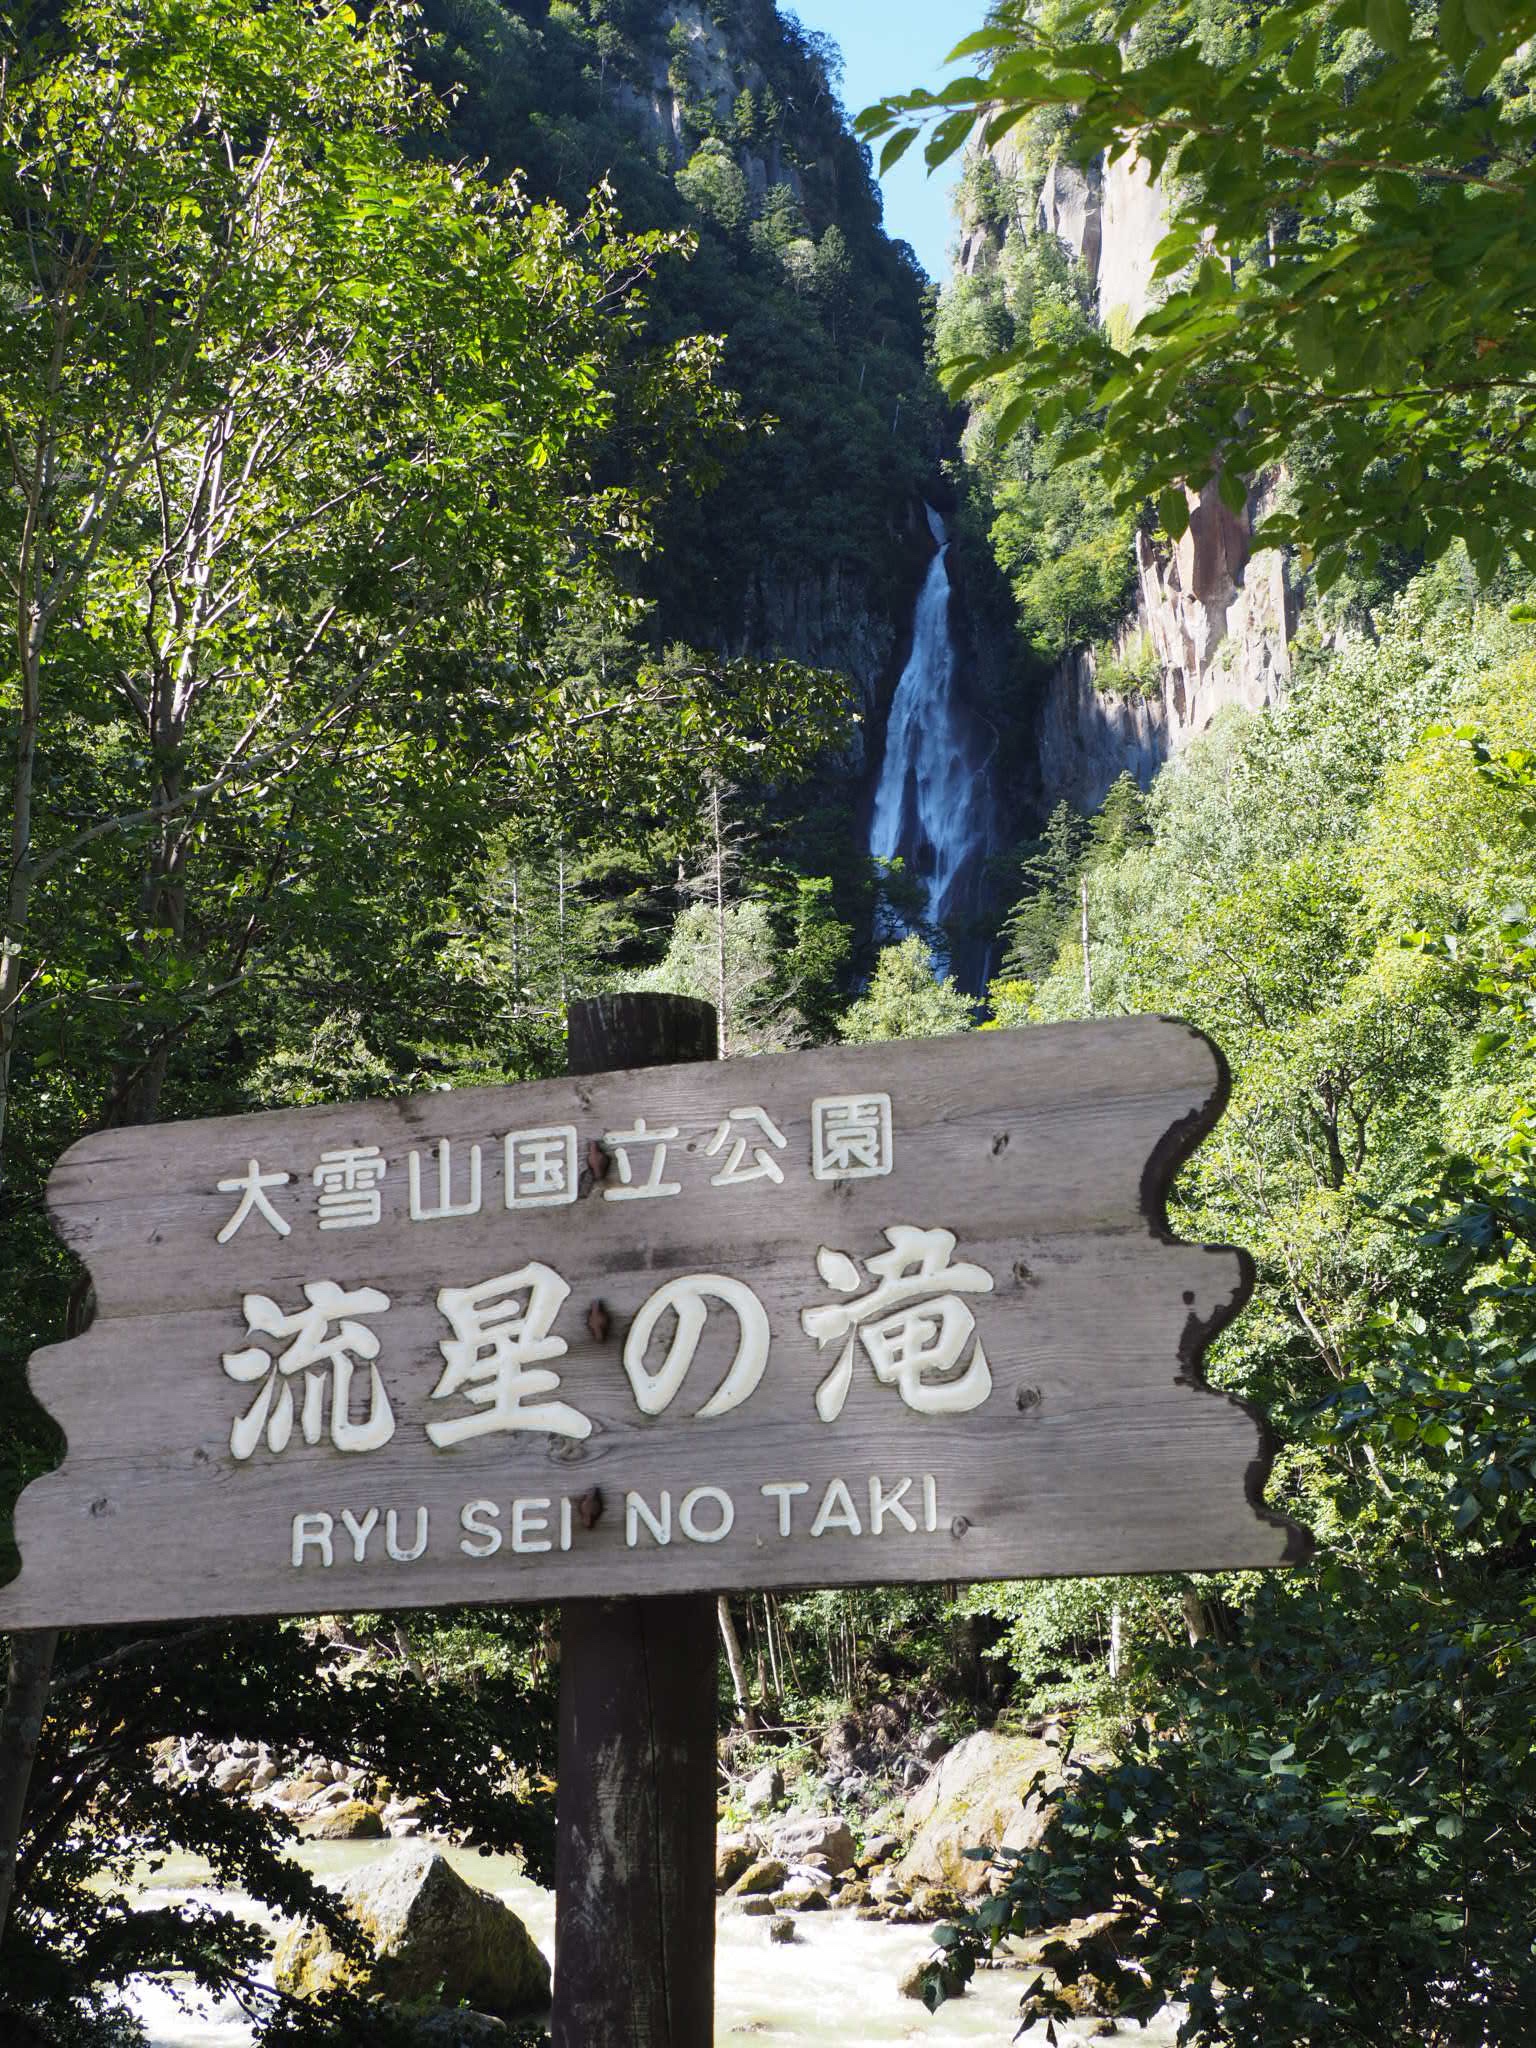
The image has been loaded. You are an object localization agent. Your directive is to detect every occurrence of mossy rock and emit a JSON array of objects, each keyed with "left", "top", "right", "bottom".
[
  {"left": 898, "top": 1953, "right": 970, "bottom": 2003},
  {"left": 770, "top": 1885, "right": 828, "bottom": 1912},
  {"left": 715, "top": 1837, "right": 756, "bottom": 1892},
  {"left": 730, "top": 1857, "right": 787, "bottom": 1897},
  {"left": 273, "top": 1847, "right": 549, "bottom": 2019},
  {"left": 896, "top": 1732, "right": 1064, "bottom": 1897},
  {"left": 298, "top": 1799, "right": 384, "bottom": 1841}
]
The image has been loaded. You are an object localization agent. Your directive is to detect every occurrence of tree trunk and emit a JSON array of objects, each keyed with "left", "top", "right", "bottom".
[
  {"left": 716, "top": 1596, "right": 757, "bottom": 1729},
  {"left": 0, "top": 1631, "right": 57, "bottom": 1949},
  {"left": 711, "top": 783, "right": 727, "bottom": 1059},
  {"left": 1080, "top": 875, "right": 1094, "bottom": 1015},
  {"left": 0, "top": 608, "right": 42, "bottom": 1192}
]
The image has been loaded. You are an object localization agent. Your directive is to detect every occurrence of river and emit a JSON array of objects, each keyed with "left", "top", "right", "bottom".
[{"left": 123, "top": 1839, "right": 1179, "bottom": 2047}]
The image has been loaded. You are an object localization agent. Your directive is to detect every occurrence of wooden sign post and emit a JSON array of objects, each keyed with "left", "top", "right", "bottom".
[
  {"left": 554, "top": 995, "right": 718, "bottom": 2048},
  {"left": 0, "top": 1007, "right": 1310, "bottom": 2041}
]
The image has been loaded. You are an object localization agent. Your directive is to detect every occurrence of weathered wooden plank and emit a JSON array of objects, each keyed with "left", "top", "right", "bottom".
[
  {"left": 0, "top": 1019, "right": 1309, "bottom": 1627},
  {"left": 551, "top": 992, "right": 718, "bottom": 2048}
]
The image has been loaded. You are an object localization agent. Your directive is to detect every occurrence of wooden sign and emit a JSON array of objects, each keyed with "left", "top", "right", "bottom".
[{"left": 0, "top": 1019, "right": 1308, "bottom": 1628}]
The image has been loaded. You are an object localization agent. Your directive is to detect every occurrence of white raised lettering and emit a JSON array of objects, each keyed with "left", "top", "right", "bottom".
[
  {"left": 868, "top": 1476, "right": 917, "bottom": 1535},
  {"left": 460, "top": 1499, "right": 502, "bottom": 1558},
  {"left": 409, "top": 1140, "right": 482, "bottom": 1221},
  {"left": 761, "top": 1480, "right": 810, "bottom": 1537},
  {"left": 679, "top": 1486, "right": 734, "bottom": 1544},
  {"left": 923, "top": 1475, "right": 939, "bottom": 1532},
  {"left": 626, "top": 1490, "right": 672, "bottom": 1547},
  {"left": 386, "top": 1506, "right": 429, "bottom": 1561},
  {"left": 339, "top": 1506, "right": 380, "bottom": 1561},
  {"left": 623, "top": 1274, "right": 770, "bottom": 1418},
  {"left": 560, "top": 1497, "right": 573, "bottom": 1552},
  {"left": 291, "top": 1512, "right": 334, "bottom": 1568},
  {"left": 810, "top": 1478, "right": 862, "bottom": 1538},
  {"left": 512, "top": 1498, "right": 553, "bottom": 1554}
]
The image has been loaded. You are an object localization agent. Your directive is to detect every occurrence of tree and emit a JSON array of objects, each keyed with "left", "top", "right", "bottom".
[
  {"left": 0, "top": 0, "right": 732, "bottom": 1179},
  {"left": 636, "top": 898, "right": 795, "bottom": 1056},
  {"left": 928, "top": 570, "right": 1536, "bottom": 2042},
  {"left": 676, "top": 137, "right": 750, "bottom": 233},
  {"left": 860, "top": 0, "right": 1536, "bottom": 588},
  {"left": 0, "top": 0, "right": 827, "bottom": 2025},
  {"left": 839, "top": 934, "right": 976, "bottom": 1040}
]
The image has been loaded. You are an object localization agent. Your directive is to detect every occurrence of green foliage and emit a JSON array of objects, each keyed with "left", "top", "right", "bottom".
[
  {"left": 999, "top": 777, "right": 1148, "bottom": 985},
  {"left": 0, "top": 1, "right": 851, "bottom": 2037},
  {"left": 635, "top": 898, "right": 798, "bottom": 1053},
  {"left": 1092, "top": 625, "right": 1163, "bottom": 699},
  {"left": 863, "top": 0, "right": 1536, "bottom": 589},
  {"left": 936, "top": 212, "right": 1137, "bottom": 660},
  {"left": 839, "top": 934, "right": 977, "bottom": 1040},
  {"left": 944, "top": 569, "right": 1536, "bottom": 2042},
  {"left": 676, "top": 137, "right": 750, "bottom": 232}
]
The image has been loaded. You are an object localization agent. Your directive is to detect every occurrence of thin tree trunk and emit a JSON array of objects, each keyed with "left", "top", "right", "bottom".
[
  {"left": 711, "top": 783, "right": 727, "bottom": 1059},
  {"left": 1080, "top": 875, "right": 1094, "bottom": 1015},
  {"left": 762, "top": 1595, "right": 783, "bottom": 1709},
  {"left": 0, "top": 575, "right": 43, "bottom": 1193},
  {"left": 556, "top": 847, "right": 568, "bottom": 1008},
  {"left": 716, "top": 1595, "right": 756, "bottom": 1728},
  {"left": 0, "top": 557, "right": 53, "bottom": 1957},
  {"left": 509, "top": 864, "right": 522, "bottom": 1021},
  {"left": 0, "top": 1630, "right": 57, "bottom": 1950}
]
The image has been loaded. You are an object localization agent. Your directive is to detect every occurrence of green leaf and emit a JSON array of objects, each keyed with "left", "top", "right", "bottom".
[
  {"left": 1217, "top": 465, "right": 1248, "bottom": 514},
  {"left": 1286, "top": 31, "right": 1321, "bottom": 87},
  {"left": 1366, "top": 0, "right": 1413, "bottom": 52},
  {"left": 945, "top": 26, "right": 1013, "bottom": 61},
  {"left": 878, "top": 127, "right": 920, "bottom": 175},
  {"left": 1159, "top": 488, "right": 1191, "bottom": 540}
]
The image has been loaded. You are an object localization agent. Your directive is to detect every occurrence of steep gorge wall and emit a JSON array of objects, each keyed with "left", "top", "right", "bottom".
[{"left": 976, "top": 144, "right": 1298, "bottom": 811}]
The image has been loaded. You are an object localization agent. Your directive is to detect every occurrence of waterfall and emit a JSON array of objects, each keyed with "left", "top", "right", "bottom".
[{"left": 868, "top": 505, "right": 995, "bottom": 983}]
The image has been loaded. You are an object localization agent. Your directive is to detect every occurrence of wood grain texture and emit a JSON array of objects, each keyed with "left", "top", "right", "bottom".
[
  {"left": 0, "top": 1019, "right": 1310, "bottom": 1628},
  {"left": 552, "top": 995, "right": 718, "bottom": 2048},
  {"left": 553, "top": 1595, "right": 718, "bottom": 2048}
]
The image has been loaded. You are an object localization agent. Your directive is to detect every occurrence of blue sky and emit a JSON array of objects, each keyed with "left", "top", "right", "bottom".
[{"left": 786, "top": 1, "right": 970, "bottom": 281}]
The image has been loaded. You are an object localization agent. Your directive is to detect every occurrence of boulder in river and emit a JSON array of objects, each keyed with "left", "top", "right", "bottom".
[
  {"left": 715, "top": 1834, "right": 756, "bottom": 1891},
  {"left": 273, "top": 1845, "right": 550, "bottom": 2018},
  {"left": 298, "top": 1798, "right": 384, "bottom": 1841},
  {"left": 730, "top": 1856, "right": 788, "bottom": 1897},
  {"left": 406, "top": 2015, "right": 510, "bottom": 2045},
  {"left": 897, "top": 1731, "right": 1060, "bottom": 1897},
  {"left": 897, "top": 1950, "right": 971, "bottom": 2003},
  {"left": 768, "top": 1814, "right": 855, "bottom": 1869}
]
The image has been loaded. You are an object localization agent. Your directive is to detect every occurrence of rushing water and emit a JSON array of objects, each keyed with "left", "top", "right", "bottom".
[
  {"left": 868, "top": 505, "right": 996, "bottom": 985},
  {"left": 121, "top": 1840, "right": 1178, "bottom": 2048}
]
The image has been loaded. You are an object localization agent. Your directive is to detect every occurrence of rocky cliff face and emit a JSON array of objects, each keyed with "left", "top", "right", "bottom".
[
  {"left": 738, "top": 559, "right": 906, "bottom": 776},
  {"left": 1036, "top": 484, "right": 1295, "bottom": 811},
  {"left": 535, "top": 1, "right": 950, "bottom": 775},
  {"left": 965, "top": 138, "right": 1298, "bottom": 807}
]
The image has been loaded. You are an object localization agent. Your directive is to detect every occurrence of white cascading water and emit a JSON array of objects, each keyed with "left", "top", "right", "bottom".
[{"left": 868, "top": 505, "right": 993, "bottom": 970}]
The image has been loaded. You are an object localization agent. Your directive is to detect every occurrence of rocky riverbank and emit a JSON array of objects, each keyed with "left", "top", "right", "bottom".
[{"left": 165, "top": 1707, "right": 1130, "bottom": 2034}]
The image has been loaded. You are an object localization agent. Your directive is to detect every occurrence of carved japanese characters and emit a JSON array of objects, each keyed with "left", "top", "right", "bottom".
[{"left": 0, "top": 1022, "right": 1309, "bottom": 1627}]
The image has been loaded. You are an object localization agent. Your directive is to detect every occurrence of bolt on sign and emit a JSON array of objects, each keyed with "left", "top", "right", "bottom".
[{"left": 0, "top": 1020, "right": 1309, "bottom": 1629}]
